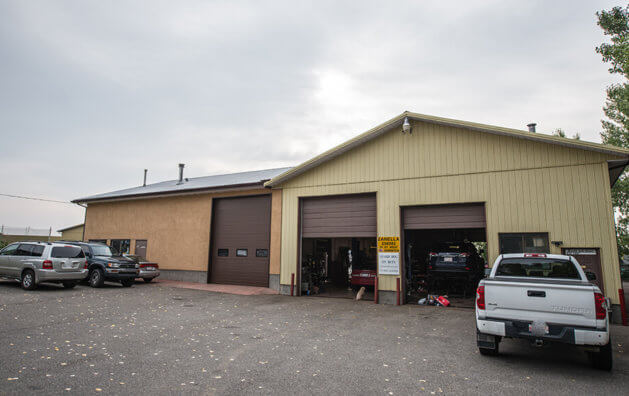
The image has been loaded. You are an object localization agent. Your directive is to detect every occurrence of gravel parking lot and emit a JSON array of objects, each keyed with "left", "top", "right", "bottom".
[{"left": 0, "top": 280, "right": 627, "bottom": 395}]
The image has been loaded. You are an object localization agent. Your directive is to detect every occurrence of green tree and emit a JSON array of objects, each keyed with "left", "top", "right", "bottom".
[
  {"left": 597, "top": 4, "right": 629, "bottom": 258},
  {"left": 552, "top": 128, "right": 581, "bottom": 140}
]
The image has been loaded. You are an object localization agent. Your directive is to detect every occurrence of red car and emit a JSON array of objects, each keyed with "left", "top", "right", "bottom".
[{"left": 350, "top": 268, "right": 376, "bottom": 289}]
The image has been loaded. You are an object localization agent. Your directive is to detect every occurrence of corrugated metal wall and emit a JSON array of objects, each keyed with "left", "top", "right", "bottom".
[{"left": 277, "top": 120, "right": 623, "bottom": 302}]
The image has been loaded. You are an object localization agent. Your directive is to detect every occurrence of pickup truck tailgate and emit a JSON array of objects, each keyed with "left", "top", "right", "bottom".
[{"left": 484, "top": 278, "right": 597, "bottom": 327}]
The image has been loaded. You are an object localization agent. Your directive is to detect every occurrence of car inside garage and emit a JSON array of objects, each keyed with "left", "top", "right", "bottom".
[
  {"left": 299, "top": 194, "right": 377, "bottom": 300},
  {"left": 209, "top": 195, "right": 271, "bottom": 287},
  {"left": 403, "top": 203, "right": 487, "bottom": 306}
]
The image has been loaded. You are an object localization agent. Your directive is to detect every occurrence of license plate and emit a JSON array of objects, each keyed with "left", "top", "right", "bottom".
[
  {"left": 444, "top": 257, "right": 453, "bottom": 262},
  {"left": 360, "top": 273, "right": 369, "bottom": 277},
  {"left": 145, "top": 267, "right": 155, "bottom": 271},
  {"left": 63, "top": 261, "right": 76, "bottom": 269}
]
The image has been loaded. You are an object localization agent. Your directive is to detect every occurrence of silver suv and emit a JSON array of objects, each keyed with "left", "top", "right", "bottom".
[{"left": 0, "top": 242, "right": 88, "bottom": 290}]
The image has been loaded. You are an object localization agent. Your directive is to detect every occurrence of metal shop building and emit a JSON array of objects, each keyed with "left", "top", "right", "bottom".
[{"left": 75, "top": 112, "right": 629, "bottom": 317}]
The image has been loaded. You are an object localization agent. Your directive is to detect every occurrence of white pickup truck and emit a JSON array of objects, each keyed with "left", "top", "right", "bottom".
[{"left": 476, "top": 253, "right": 612, "bottom": 370}]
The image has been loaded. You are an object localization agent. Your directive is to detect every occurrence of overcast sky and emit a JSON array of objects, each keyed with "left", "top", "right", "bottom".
[{"left": 0, "top": 0, "right": 623, "bottom": 232}]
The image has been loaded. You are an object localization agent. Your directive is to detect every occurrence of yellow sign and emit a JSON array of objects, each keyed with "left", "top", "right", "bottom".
[{"left": 377, "top": 237, "right": 400, "bottom": 253}]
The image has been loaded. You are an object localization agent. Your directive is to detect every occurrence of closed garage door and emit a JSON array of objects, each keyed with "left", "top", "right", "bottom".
[
  {"left": 403, "top": 203, "right": 485, "bottom": 230},
  {"left": 301, "top": 194, "right": 376, "bottom": 238},
  {"left": 210, "top": 195, "right": 271, "bottom": 286}
]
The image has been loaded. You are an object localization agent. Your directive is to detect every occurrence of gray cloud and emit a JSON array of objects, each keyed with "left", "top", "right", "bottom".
[{"left": 0, "top": 0, "right": 621, "bottom": 229}]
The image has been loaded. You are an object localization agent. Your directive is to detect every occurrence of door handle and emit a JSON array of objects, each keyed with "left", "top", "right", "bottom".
[{"left": 527, "top": 290, "right": 546, "bottom": 297}]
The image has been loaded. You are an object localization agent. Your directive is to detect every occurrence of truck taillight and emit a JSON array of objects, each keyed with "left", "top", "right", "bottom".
[
  {"left": 465, "top": 267, "right": 471, "bottom": 271},
  {"left": 84, "top": 261, "right": 88, "bottom": 269},
  {"left": 42, "top": 260, "right": 53, "bottom": 269},
  {"left": 429, "top": 252, "right": 437, "bottom": 256},
  {"left": 460, "top": 253, "right": 469, "bottom": 257},
  {"left": 594, "top": 292, "right": 606, "bottom": 320},
  {"left": 476, "top": 286, "right": 485, "bottom": 310}
]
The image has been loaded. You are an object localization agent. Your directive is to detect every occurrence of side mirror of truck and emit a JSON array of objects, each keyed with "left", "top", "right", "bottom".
[{"left": 585, "top": 271, "right": 597, "bottom": 281}]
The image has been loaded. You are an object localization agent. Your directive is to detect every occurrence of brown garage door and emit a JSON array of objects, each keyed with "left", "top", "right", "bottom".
[
  {"left": 403, "top": 203, "right": 485, "bottom": 229},
  {"left": 210, "top": 195, "right": 271, "bottom": 286},
  {"left": 301, "top": 194, "right": 376, "bottom": 238}
]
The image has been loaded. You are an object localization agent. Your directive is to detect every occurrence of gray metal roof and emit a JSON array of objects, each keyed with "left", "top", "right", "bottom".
[{"left": 73, "top": 167, "right": 292, "bottom": 203}]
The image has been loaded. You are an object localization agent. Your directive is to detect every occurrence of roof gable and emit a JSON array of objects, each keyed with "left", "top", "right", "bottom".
[{"left": 266, "top": 112, "right": 629, "bottom": 187}]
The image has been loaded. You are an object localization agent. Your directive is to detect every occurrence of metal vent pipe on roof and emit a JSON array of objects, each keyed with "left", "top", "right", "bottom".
[
  {"left": 527, "top": 123, "right": 537, "bottom": 133},
  {"left": 177, "top": 163, "right": 185, "bottom": 184},
  {"left": 143, "top": 169, "right": 148, "bottom": 187}
]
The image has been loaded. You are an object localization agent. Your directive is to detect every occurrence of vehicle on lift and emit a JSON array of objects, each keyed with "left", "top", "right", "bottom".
[
  {"left": 123, "top": 254, "right": 160, "bottom": 283},
  {"left": 426, "top": 241, "right": 484, "bottom": 293},
  {"left": 0, "top": 242, "right": 88, "bottom": 290},
  {"left": 60, "top": 241, "right": 139, "bottom": 288},
  {"left": 476, "top": 253, "right": 611, "bottom": 370}
]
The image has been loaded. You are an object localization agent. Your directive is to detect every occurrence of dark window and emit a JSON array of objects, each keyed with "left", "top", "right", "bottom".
[
  {"left": 110, "top": 239, "right": 130, "bottom": 254},
  {"left": 236, "top": 249, "right": 248, "bottom": 257},
  {"left": 16, "top": 244, "right": 34, "bottom": 256},
  {"left": 499, "top": 233, "right": 549, "bottom": 254},
  {"left": 31, "top": 245, "right": 44, "bottom": 257},
  {"left": 256, "top": 249, "right": 269, "bottom": 258},
  {"left": 89, "top": 239, "right": 107, "bottom": 244},
  {"left": 0, "top": 244, "right": 18, "bottom": 256},
  {"left": 496, "top": 258, "right": 579, "bottom": 279},
  {"left": 217, "top": 249, "right": 229, "bottom": 257},
  {"left": 51, "top": 246, "right": 85, "bottom": 258}
]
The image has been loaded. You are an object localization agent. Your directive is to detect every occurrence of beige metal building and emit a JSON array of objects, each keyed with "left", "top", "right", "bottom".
[
  {"left": 57, "top": 224, "right": 85, "bottom": 241},
  {"left": 74, "top": 167, "right": 288, "bottom": 289},
  {"left": 265, "top": 112, "right": 629, "bottom": 317}
]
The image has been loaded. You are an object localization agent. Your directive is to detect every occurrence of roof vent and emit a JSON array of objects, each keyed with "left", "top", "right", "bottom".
[
  {"left": 527, "top": 123, "right": 537, "bottom": 133},
  {"left": 143, "top": 169, "right": 148, "bottom": 187},
  {"left": 177, "top": 163, "right": 185, "bottom": 185}
]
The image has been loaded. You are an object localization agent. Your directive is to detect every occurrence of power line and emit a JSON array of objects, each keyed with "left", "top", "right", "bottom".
[{"left": 0, "top": 193, "right": 76, "bottom": 205}]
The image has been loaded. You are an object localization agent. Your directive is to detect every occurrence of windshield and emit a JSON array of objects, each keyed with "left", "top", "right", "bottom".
[
  {"left": 90, "top": 245, "right": 117, "bottom": 257},
  {"left": 496, "top": 258, "right": 580, "bottom": 279}
]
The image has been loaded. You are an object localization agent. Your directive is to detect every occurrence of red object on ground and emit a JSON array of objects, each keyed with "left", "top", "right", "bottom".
[
  {"left": 437, "top": 296, "right": 451, "bottom": 307},
  {"left": 350, "top": 269, "right": 376, "bottom": 287},
  {"left": 396, "top": 277, "right": 400, "bottom": 306},
  {"left": 374, "top": 277, "right": 379, "bottom": 304},
  {"left": 619, "top": 288, "right": 628, "bottom": 326},
  {"left": 290, "top": 273, "right": 295, "bottom": 297}
]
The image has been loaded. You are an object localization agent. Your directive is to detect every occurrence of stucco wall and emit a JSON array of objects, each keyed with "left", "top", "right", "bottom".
[
  {"left": 84, "top": 188, "right": 277, "bottom": 276},
  {"left": 277, "top": 120, "right": 623, "bottom": 303}
]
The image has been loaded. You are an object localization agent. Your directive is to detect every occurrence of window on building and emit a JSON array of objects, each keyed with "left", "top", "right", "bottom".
[
  {"left": 256, "top": 249, "right": 269, "bottom": 257},
  {"left": 217, "top": 249, "right": 229, "bottom": 257},
  {"left": 499, "top": 233, "right": 549, "bottom": 254},
  {"left": 236, "top": 249, "right": 248, "bottom": 257},
  {"left": 110, "top": 239, "right": 130, "bottom": 254}
]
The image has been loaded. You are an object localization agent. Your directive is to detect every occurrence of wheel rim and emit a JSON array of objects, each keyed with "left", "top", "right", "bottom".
[
  {"left": 91, "top": 271, "right": 100, "bottom": 284},
  {"left": 23, "top": 273, "right": 32, "bottom": 287}
]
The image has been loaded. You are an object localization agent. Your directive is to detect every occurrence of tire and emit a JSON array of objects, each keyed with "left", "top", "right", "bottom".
[
  {"left": 21, "top": 270, "right": 37, "bottom": 290},
  {"left": 590, "top": 339, "right": 613, "bottom": 371},
  {"left": 89, "top": 268, "right": 105, "bottom": 288},
  {"left": 477, "top": 330, "right": 500, "bottom": 356},
  {"left": 478, "top": 345, "right": 499, "bottom": 356},
  {"left": 62, "top": 281, "right": 78, "bottom": 289},
  {"left": 121, "top": 279, "right": 134, "bottom": 287},
  {"left": 143, "top": 278, "right": 153, "bottom": 283}
]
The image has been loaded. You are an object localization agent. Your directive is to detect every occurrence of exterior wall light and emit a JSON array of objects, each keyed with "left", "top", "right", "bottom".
[{"left": 402, "top": 117, "right": 412, "bottom": 134}]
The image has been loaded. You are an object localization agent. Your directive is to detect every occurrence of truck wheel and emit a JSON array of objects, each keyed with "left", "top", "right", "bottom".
[
  {"left": 477, "top": 330, "right": 500, "bottom": 356},
  {"left": 590, "top": 339, "right": 613, "bottom": 371},
  {"left": 62, "top": 281, "right": 78, "bottom": 289},
  {"left": 121, "top": 279, "right": 134, "bottom": 287},
  {"left": 89, "top": 268, "right": 105, "bottom": 288},
  {"left": 21, "top": 270, "right": 37, "bottom": 290}
]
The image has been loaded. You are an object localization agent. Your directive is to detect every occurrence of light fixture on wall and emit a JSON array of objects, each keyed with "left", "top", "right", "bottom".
[
  {"left": 402, "top": 117, "right": 412, "bottom": 134},
  {"left": 551, "top": 240, "right": 563, "bottom": 247}
]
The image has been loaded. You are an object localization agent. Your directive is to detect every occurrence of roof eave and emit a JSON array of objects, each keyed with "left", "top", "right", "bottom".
[{"left": 74, "top": 181, "right": 271, "bottom": 204}]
